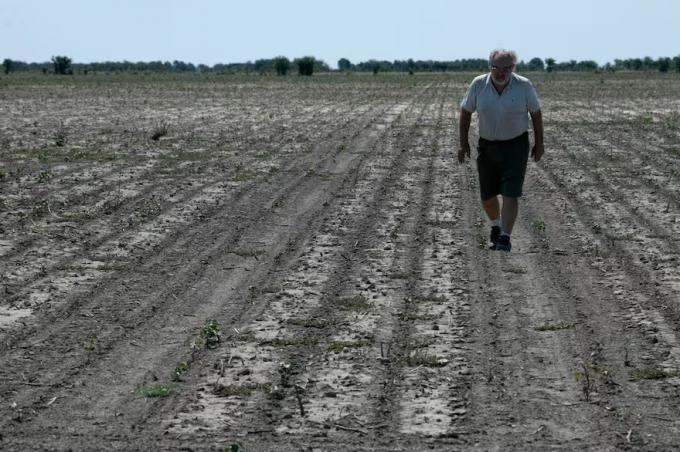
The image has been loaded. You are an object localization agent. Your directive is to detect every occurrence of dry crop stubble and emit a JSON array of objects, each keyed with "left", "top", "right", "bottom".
[{"left": 1, "top": 71, "right": 680, "bottom": 450}]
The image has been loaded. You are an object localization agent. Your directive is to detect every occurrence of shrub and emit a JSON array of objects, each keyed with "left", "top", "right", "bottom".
[
  {"left": 2, "top": 58, "right": 14, "bottom": 74},
  {"left": 295, "top": 56, "right": 315, "bottom": 76},
  {"left": 52, "top": 55, "right": 72, "bottom": 75},
  {"left": 337, "top": 58, "right": 351, "bottom": 71},
  {"left": 545, "top": 58, "right": 556, "bottom": 73},
  {"left": 273, "top": 56, "right": 291, "bottom": 76}
]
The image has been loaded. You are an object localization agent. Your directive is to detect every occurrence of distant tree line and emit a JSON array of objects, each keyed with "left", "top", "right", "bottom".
[{"left": 3, "top": 55, "right": 680, "bottom": 75}]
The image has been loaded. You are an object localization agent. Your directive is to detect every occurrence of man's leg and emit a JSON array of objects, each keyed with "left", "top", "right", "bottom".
[
  {"left": 500, "top": 195, "right": 518, "bottom": 233},
  {"left": 481, "top": 195, "right": 500, "bottom": 222},
  {"left": 482, "top": 196, "right": 501, "bottom": 249}
]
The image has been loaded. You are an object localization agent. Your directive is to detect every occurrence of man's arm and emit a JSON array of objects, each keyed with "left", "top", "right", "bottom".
[
  {"left": 530, "top": 110, "right": 544, "bottom": 162},
  {"left": 458, "top": 108, "right": 472, "bottom": 163}
]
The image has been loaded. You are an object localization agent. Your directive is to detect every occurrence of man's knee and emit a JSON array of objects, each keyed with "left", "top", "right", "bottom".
[{"left": 482, "top": 196, "right": 498, "bottom": 207}]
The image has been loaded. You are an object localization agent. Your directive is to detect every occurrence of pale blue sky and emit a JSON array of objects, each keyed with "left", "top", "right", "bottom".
[{"left": 1, "top": 0, "right": 678, "bottom": 68}]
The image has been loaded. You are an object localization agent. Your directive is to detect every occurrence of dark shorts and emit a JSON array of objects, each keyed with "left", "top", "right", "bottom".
[{"left": 476, "top": 132, "right": 530, "bottom": 200}]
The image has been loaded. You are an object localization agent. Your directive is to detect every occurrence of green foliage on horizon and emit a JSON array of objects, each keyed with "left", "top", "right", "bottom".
[
  {"left": 273, "top": 56, "right": 291, "bottom": 75},
  {"left": 2, "top": 54, "right": 679, "bottom": 75},
  {"left": 337, "top": 57, "right": 351, "bottom": 71},
  {"left": 295, "top": 56, "right": 315, "bottom": 76},
  {"left": 3, "top": 58, "right": 14, "bottom": 74},
  {"left": 51, "top": 55, "right": 72, "bottom": 75}
]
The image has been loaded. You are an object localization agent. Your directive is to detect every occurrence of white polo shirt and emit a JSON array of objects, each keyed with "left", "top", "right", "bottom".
[{"left": 461, "top": 73, "right": 541, "bottom": 141}]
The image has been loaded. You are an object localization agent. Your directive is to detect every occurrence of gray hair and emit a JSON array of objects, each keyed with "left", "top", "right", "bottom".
[{"left": 488, "top": 49, "right": 518, "bottom": 66}]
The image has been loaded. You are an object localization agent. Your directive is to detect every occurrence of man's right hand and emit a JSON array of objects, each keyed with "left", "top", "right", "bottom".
[{"left": 458, "top": 143, "right": 470, "bottom": 163}]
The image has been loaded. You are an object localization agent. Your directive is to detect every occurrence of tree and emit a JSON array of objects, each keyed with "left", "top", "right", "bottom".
[
  {"left": 527, "top": 57, "right": 544, "bottom": 71},
  {"left": 52, "top": 55, "right": 72, "bottom": 74},
  {"left": 2, "top": 58, "right": 13, "bottom": 74},
  {"left": 172, "top": 60, "right": 196, "bottom": 72},
  {"left": 313, "top": 59, "right": 330, "bottom": 72},
  {"left": 337, "top": 58, "right": 351, "bottom": 71},
  {"left": 643, "top": 56, "right": 654, "bottom": 70},
  {"left": 273, "top": 56, "right": 291, "bottom": 75},
  {"left": 576, "top": 60, "right": 598, "bottom": 71},
  {"left": 545, "top": 58, "right": 556, "bottom": 73},
  {"left": 658, "top": 57, "right": 671, "bottom": 73},
  {"left": 295, "top": 56, "right": 315, "bottom": 76}
]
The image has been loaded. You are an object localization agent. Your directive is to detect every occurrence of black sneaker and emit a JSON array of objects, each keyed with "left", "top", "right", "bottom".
[
  {"left": 496, "top": 234, "right": 512, "bottom": 252},
  {"left": 489, "top": 226, "right": 501, "bottom": 250}
]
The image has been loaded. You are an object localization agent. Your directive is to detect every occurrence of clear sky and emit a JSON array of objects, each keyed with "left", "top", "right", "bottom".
[{"left": 1, "top": 0, "right": 678, "bottom": 68}]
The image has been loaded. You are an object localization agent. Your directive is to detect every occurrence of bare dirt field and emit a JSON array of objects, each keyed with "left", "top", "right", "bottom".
[{"left": 1, "top": 71, "right": 680, "bottom": 450}]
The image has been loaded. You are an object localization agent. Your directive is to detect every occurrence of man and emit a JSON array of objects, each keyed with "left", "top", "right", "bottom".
[{"left": 458, "top": 49, "right": 544, "bottom": 252}]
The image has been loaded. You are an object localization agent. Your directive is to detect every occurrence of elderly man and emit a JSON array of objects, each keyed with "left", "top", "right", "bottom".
[{"left": 458, "top": 49, "right": 544, "bottom": 252}]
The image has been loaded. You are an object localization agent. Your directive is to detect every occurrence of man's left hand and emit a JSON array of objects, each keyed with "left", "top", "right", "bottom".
[{"left": 531, "top": 143, "right": 544, "bottom": 162}]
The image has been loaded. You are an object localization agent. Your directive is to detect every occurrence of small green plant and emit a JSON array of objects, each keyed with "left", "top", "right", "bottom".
[
  {"left": 138, "top": 384, "right": 175, "bottom": 397},
  {"left": 335, "top": 295, "right": 371, "bottom": 312},
  {"left": 258, "top": 337, "right": 318, "bottom": 347},
  {"left": 327, "top": 340, "right": 370, "bottom": 353},
  {"left": 172, "top": 362, "right": 189, "bottom": 382},
  {"left": 534, "top": 321, "right": 576, "bottom": 332},
  {"left": 573, "top": 360, "right": 616, "bottom": 401},
  {"left": 531, "top": 219, "right": 546, "bottom": 233},
  {"left": 201, "top": 319, "right": 221, "bottom": 348},
  {"left": 667, "top": 111, "right": 680, "bottom": 130},
  {"left": 630, "top": 367, "right": 680, "bottom": 381},
  {"left": 404, "top": 351, "right": 449, "bottom": 367},
  {"left": 387, "top": 271, "right": 412, "bottom": 280},
  {"left": 505, "top": 265, "right": 528, "bottom": 274},
  {"left": 38, "top": 170, "right": 53, "bottom": 182},
  {"left": 54, "top": 126, "right": 67, "bottom": 147},
  {"left": 234, "top": 169, "right": 257, "bottom": 182},
  {"left": 150, "top": 121, "right": 168, "bottom": 141},
  {"left": 214, "top": 383, "right": 259, "bottom": 397},
  {"left": 232, "top": 248, "right": 265, "bottom": 258},
  {"left": 265, "top": 362, "right": 293, "bottom": 400},
  {"left": 640, "top": 114, "right": 654, "bottom": 125},
  {"left": 84, "top": 335, "right": 98, "bottom": 352},
  {"left": 574, "top": 363, "right": 592, "bottom": 401}
]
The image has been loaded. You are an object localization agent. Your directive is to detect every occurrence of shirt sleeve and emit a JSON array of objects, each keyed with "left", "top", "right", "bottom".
[
  {"left": 460, "top": 79, "right": 478, "bottom": 113},
  {"left": 526, "top": 81, "right": 541, "bottom": 113}
]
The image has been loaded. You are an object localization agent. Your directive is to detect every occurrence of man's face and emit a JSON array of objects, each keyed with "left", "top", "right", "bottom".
[{"left": 490, "top": 57, "right": 514, "bottom": 85}]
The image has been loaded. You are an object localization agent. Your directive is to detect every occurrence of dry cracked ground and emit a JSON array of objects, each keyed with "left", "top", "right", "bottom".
[{"left": 1, "top": 72, "right": 680, "bottom": 450}]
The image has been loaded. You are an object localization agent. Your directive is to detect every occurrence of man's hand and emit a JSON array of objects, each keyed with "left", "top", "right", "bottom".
[
  {"left": 531, "top": 143, "right": 544, "bottom": 162},
  {"left": 458, "top": 142, "right": 470, "bottom": 163},
  {"left": 458, "top": 108, "right": 472, "bottom": 164}
]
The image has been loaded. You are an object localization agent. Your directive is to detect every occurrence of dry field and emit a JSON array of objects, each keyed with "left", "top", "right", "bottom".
[{"left": 1, "top": 71, "right": 680, "bottom": 450}]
